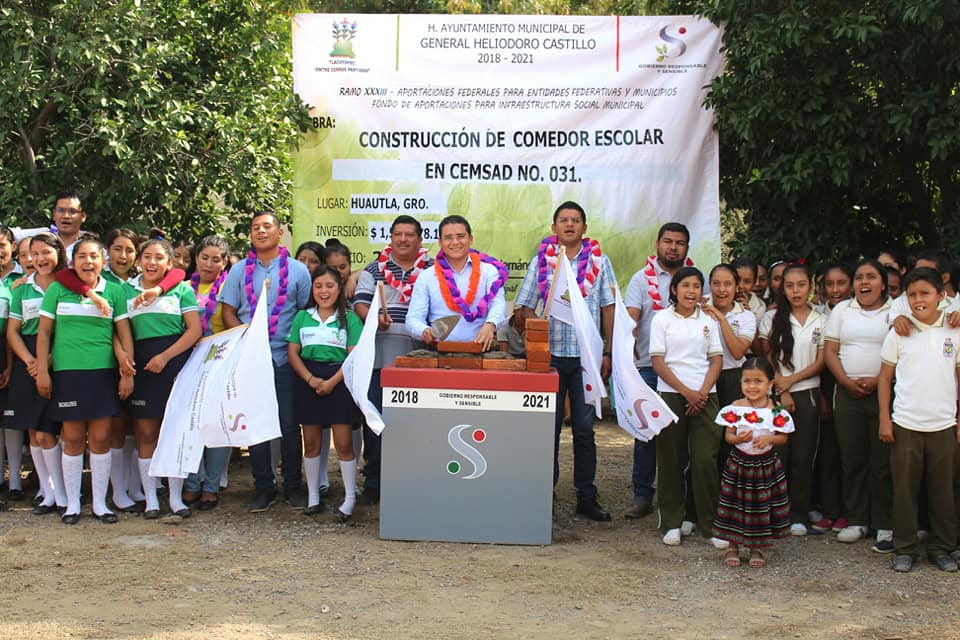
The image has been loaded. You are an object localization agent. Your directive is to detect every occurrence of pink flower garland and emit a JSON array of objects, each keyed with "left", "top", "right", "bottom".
[
  {"left": 378, "top": 245, "right": 429, "bottom": 303},
  {"left": 535, "top": 235, "right": 602, "bottom": 302},
  {"left": 434, "top": 249, "right": 509, "bottom": 322},
  {"left": 644, "top": 254, "right": 695, "bottom": 311},
  {"left": 191, "top": 270, "right": 227, "bottom": 336},
  {"left": 244, "top": 246, "right": 289, "bottom": 338}
]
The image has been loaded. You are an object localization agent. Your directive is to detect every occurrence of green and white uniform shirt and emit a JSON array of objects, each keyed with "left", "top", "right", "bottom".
[
  {"left": 286, "top": 308, "right": 362, "bottom": 363},
  {"left": 102, "top": 265, "right": 132, "bottom": 286},
  {"left": 39, "top": 278, "right": 128, "bottom": 371},
  {"left": 9, "top": 274, "right": 47, "bottom": 336},
  {"left": 2, "top": 267, "right": 24, "bottom": 289},
  {"left": 123, "top": 276, "right": 198, "bottom": 340}
]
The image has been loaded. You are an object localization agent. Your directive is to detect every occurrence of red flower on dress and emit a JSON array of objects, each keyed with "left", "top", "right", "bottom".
[
  {"left": 744, "top": 411, "right": 761, "bottom": 424},
  {"left": 722, "top": 410, "right": 739, "bottom": 424},
  {"left": 773, "top": 414, "right": 788, "bottom": 428}
]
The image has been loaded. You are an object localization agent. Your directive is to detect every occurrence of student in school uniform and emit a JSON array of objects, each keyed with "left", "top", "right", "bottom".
[
  {"left": 649, "top": 266, "right": 725, "bottom": 548},
  {"left": 124, "top": 239, "right": 201, "bottom": 519},
  {"left": 5, "top": 233, "right": 64, "bottom": 513},
  {"left": 824, "top": 259, "right": 894, "bottom": 550},
  {"left": 35, "top": 237, "right": 135, "bottom": 524},
  {"left": 758, "top": 262, "right": 825, "bottom": 537},
  {"left": 879, "top": 267, "right": 960, "bottom": 572}
]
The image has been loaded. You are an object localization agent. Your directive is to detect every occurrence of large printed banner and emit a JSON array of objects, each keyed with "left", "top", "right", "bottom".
[{"left": 292, "top": 14, "right": 723, "bottom": 293}]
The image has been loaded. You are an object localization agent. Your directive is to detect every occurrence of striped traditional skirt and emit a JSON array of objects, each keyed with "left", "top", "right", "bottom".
[{"left": 711, "top": 447, "right": 791, "bottom": 548}]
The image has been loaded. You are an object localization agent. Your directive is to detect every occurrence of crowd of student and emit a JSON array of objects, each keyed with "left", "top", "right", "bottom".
[{"left": 1, "top": 191, "right": 958, "bottom": 575}]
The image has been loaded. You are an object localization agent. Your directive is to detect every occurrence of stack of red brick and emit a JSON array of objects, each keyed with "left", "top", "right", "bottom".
[{"left": 524, "top": 318, "right": 551, "bottom": 372}]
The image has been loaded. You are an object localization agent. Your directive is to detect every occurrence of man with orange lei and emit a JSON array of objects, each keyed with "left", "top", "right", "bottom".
[{"left": 406, "top": 215, "right": 507, "bottom": 350}]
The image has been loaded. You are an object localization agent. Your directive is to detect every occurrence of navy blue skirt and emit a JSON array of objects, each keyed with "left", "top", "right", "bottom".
[
  {"left": 53, "top": 368, "right": 119, "bottom": 422},
  {"left": 4, "top": 335, "right": 56, "bottom": 433},
  {"left": 295, "top": 360, "right": 361, "bottom": 426},
  {"left": 128, "top": 335, "right": 190, "bottom": 420}
]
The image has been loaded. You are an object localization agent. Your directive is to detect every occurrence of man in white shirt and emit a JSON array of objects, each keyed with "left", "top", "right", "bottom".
[
  {"left": 12, "top": 188, "right": 89, "bottom": 265},
  {"left": 406, "top": 215, "right": 506, "bottom": 348}
]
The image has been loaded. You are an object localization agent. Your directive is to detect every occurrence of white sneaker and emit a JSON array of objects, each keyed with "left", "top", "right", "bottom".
[
  {"left": 711, "top": 537, "right": 730, "bottom": 549},
  {"left": 876, "top": 528, "right": 893, "bottom": 543},
  {"left": 662, "top": 528, "right": 682, "bottom": 546},
  {"left": 836, "top": 525, "right": 868, "bottom": 543},
  {"left": 680, "top": 520, "right": 696, "bottom": 536},
  {"left": 790, "top": 523, "right": 808, "bottom": 537}
]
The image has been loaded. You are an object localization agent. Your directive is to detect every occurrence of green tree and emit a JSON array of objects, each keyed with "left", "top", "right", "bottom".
[
  {"left": 687, "top": 1, "right": 960, "bottom": 263},
  {"left": 0, "top": 0, "right": 310, "bottom": 239}
]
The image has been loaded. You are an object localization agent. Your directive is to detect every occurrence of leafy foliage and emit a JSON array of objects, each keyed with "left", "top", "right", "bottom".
[
  {"left": 0, "top": 0, "right": 311, "bottom": 240},
  {"left": 688, "top": 0, "right": 960, "bottom": 263}
]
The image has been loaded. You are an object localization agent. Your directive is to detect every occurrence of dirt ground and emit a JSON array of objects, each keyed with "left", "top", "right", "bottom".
[{"left": 2, "top": 420, "right": 960, "bottom": 640}]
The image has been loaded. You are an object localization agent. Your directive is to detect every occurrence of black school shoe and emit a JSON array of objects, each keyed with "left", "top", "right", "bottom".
[
  {"left": 576, "top": 496, "right": 612, "bottom": 522},
  {"left": 33, "top": 503, "right": 60, "bottom": 515},
  {"left": 95, "top": 511, "right": 118, "bottom": 524}
]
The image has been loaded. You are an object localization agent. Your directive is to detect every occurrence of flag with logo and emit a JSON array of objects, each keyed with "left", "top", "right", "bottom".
[
  {"left": 150, "top": 280, "right": 281, "bottom": 477},
  {"left": 543, "top": 254, "right": 575, "bottom": 327},
  {"left": 611, "top": 287, "right": 677, "bottom": 441},
  {"left": 550, "top": 252, "right": 607, "bottom": 418},
  {"left": 342, "top": 285, "right": 386, "bottom": 435}
]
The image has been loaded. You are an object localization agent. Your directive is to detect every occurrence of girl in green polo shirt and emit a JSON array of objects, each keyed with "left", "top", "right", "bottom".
[
  {"left": 124, "top": 239, "right": 201, "bottom": 520},
  {"left": 287, "top": 265, "right": 362, "bottom": 521},
  {"left": 0, "top": 226, "right": 14, "bottom": 506},
  {"left": 36, "top": 237, "right": 135, "bottom": 525},
  {"left": 6, "top": 233, "right": 67, "bottom": 515}
]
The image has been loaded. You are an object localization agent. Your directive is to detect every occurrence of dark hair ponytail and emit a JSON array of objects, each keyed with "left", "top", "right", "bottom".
[
  {"left": 309, "top": 265, "right": 350, "bottom": 340},
  {"left": 767, "top": 263, "right": 811, "bottom": 371}
]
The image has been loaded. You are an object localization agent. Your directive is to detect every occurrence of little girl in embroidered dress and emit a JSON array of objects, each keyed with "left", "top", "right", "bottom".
[{"left": 712, "top": 357, "right": 795, "bottom": 568}]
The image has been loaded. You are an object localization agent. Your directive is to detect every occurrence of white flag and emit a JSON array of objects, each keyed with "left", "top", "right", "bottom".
[
  {"left": 151, "top": 280, "right": 281, "bottom": 478},
  {"left": 544, "top": 255, "right": 574, "bottom": 327},
  {"left": 556, "top": 252, "right": 607, "bottom": 418},
  {"left": 342, "top": 285, "right": 386, "bottom": 435},
  {"left": 204, "top": 278, "right": 282, "bottom": 449},
  {"left": 611, "top": 287, "right": 678, "bottom": 441}
]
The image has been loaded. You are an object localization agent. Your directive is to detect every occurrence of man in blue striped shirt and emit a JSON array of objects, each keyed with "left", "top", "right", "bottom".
[
  {"left": 353, "top": 215, "right": 433, "bottom": 504},
  {"left": 514, "top": 202, "right": 616, "bottom": 522}
]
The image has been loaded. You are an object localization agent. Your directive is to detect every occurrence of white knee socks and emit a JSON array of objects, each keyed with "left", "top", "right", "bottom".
[
  {"left": 30, "top": 445, "right": 53, "bottom": 507},
  {"left": 304, "top": 455, "right": 322, "bottom": 507},
  {"left": 318, "top": 429, "right": 331, "bottom": 490},
  {"left": 125, "top": 436, "right": 144, "bottom": 502},
  {"left": 167, "top": 476, "right": 187, "bottom": 513},
  {"left": 138, "top": 457, "right": 160, "bottom": 512},
  {"left": 339, "top": 458, "right": 357, "bottom": 516},
  {"left": 110, "top": 448, "right": 135, "bottom": 509},
  {"left": 62, "top": 452, "right": 84, "bottom": 516},
  {"left": 42, "top": 443, "right": 67, "bottom": 507},
  {"left": 88, "top": 452, "right": 112, "bottom": 516},
  {"left": 352, "top": 429, "right": 363, "bottom": 474}
]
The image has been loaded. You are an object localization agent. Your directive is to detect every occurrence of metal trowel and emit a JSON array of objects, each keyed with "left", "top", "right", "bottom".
[{"left": 430, "top": 314, "right": 461, "bottom": 341}]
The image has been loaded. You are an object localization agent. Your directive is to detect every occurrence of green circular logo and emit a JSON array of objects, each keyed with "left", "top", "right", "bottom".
[{"left": 447, "top": 460, "right": 461, "bottom": 474}]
